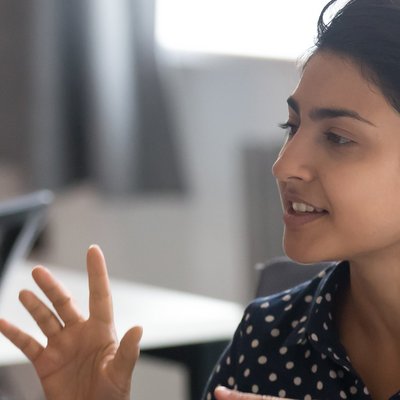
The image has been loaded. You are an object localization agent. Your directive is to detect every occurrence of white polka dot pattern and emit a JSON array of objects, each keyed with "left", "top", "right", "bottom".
[{"left": 202, "top": 262, "right": 396, "bottom": 400}]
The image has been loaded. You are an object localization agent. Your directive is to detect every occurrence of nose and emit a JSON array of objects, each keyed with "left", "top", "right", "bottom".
[{"left": 272, "top": 131, "right": 316, "bottom": 183}]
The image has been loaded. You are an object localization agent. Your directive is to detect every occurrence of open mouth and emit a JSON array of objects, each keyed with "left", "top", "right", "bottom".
[{"left": 288, "top": 202, "right": 328, "bottom": 215}]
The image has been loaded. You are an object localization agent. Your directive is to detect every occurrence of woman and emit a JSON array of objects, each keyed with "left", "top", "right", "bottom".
[
  {"left": 204, "top": 0, "right": 400, "bottom": 398},
  {"left": 1, "top": 0, "right": 400, "bottom": 398}
]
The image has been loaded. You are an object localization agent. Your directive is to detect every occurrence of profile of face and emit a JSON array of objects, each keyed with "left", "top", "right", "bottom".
[{"left": 273, "top": 51, "right": 400, "bottom": 265}]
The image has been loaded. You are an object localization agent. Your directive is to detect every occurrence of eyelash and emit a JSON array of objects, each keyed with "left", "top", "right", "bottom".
[
  {"left": 278, "top": 122, "right": 297, "bottom": 138},
  {"left": 278, "top": 122, "right": 354, "bottom": 146},
  {"left": 324, "top": 132, "right": 353, "bottom": 145}
]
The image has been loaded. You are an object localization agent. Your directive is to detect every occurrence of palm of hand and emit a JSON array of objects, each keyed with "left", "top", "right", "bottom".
[
  {"left": 36, "top": 321, "right": 117, "bottom": 399},
  {"left": 0, "top": 246, "right": 142, "bottom": 400}
]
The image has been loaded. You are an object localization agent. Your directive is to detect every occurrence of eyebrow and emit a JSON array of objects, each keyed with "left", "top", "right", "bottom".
[{"left": 287, "top": 96, "right": 376, "bottom": 127}]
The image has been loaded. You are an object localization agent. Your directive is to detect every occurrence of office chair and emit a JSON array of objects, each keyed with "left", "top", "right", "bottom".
[
  {"left": 0, "top": 190, "right": 53, "bottom": 400},
  {"left": 0, "top": 190, "right": 53, "bottom": 283},
  {"left": 255, "top": 256, "right": 333, "bottom": 297}
]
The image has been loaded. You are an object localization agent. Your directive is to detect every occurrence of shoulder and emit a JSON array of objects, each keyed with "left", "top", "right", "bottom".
[
  {"left": 239, "top": 262, "right": 340, "bottom": 344},
  {"left": 248, "top": 263, "right": 333, "bottom": 314}
]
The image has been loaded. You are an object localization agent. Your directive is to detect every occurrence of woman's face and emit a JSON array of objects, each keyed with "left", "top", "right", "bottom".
[{"left": 272, "top": 51, "right": 400, "bottom": 265}]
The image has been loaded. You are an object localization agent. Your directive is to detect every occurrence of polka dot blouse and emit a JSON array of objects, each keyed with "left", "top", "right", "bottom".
[{"left": 202, "top": 261, "right": 400, "bottom": 400}]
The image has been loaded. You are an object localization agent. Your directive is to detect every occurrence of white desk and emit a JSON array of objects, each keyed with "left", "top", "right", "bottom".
[{"left": 0, "top": 262, "right": 244, "bottom": 399}]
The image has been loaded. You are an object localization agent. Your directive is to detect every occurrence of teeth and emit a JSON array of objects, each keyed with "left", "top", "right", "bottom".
[{"left": 292, "top": 202, "right": 323, "bottom": 213}]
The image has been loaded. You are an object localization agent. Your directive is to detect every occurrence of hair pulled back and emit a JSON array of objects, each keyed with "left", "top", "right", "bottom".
[{"left": 314, "top": 0, "right": 400, "bottom": 112}]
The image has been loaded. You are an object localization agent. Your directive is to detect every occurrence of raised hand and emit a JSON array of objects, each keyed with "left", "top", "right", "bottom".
[
  {"left": 0, "top": 245, "right": 142, "bottom": 400},
  {"left": 214, "top": 386, "right": 293, "bottom": 400}
]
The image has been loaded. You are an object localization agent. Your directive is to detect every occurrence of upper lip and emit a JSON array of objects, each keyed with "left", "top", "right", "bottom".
[{"left": 281, "top": 190, "right": 327, "bottom": 213}]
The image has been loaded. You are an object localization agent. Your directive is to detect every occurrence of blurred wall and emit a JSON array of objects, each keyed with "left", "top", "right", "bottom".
[
  {"left": 33, "top": 54, "right": 299, "bottom": 304},
  {"left": 0, "top": 1, "right": 300, "bottom": 303},
  {"left": 0, "top": 1, "right": 31, "bottom": 165},
  {"left": 159, "top": 53, "right": 298, "bottom": 301}
]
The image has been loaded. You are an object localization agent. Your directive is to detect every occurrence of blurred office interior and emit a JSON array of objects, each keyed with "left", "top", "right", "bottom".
[{"left": 0, "top": 1, "right": 329, "bottom": 398}]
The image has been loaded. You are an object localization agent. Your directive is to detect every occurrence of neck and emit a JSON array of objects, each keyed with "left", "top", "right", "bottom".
[
  {"left": 338, "top": 255, "right": 400, "bottom": 399},
  {"left": 345, "top": 255, "right": 400, "bottom": 338}
]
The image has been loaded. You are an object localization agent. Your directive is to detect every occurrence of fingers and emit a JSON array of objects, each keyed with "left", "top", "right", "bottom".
[
  {"left": 31, "top": 266, "right": 83, "bottom": 326},
  {"left": 87, "top": 245, "right": 114, "bottom": 324},
  {"left": 19, "top": 290, "right": 63, "bottom": 337},
  {"left": 109, "top": 326, "right": 143, "bottom": 385},
  {"left": 0, "top": 318, "right": 44, "bottom": 362},
  {"left": 214, "top": 387, "right": 292, "bottom": 400}
]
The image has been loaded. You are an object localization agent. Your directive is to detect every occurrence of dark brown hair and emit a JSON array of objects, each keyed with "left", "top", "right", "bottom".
[{"left": 313, "top": 0, "right": 400, "bottom": 112}]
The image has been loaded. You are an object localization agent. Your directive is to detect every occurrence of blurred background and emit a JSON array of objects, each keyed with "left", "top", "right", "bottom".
[{"left": 0, "top": 0, "right": 331, "bottom": 398}]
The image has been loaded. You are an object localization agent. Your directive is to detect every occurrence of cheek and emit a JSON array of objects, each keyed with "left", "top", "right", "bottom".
[
  {"left": 330, "top": 177, "right": 390, "bottom": 224},
  {"left": 326, "top": 159, "right": 400, "bottom": 211},
  {"left": 329, "top": 170, "right": 400, "bottom": 244}
]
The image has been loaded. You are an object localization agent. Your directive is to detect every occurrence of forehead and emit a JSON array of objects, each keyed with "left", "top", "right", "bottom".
[{"left": 291, "top": 52, "right": 390, "bottom": 118}]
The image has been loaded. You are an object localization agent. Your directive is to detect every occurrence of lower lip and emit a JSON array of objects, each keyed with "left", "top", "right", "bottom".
[{"left": 283, "top": 209, "right": 328, "bottom": 228}]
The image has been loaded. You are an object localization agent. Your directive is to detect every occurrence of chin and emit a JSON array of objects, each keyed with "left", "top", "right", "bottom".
[{"left": 283, "top": 243, "right": 339, "bottom": 265}]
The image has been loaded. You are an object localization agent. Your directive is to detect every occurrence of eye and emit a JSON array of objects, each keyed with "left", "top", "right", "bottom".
[
  {"left": 279, "top": 122, "right": 298, "bottom": 138},
  {"left": 324, "top": 131, "right": 354, "bottom": 145}
]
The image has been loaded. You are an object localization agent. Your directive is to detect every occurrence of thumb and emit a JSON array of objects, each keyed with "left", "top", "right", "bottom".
[
  {"left": 214, "top": 386, "right": 292, "bottom": 400},
  {"left": 110, "top": 325, "right": 143, "bottom": 385}
]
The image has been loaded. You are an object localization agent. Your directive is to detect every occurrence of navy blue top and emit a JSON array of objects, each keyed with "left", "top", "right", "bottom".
[{"left": 203, "top": 261, "right": 400, "bottom": 400}]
